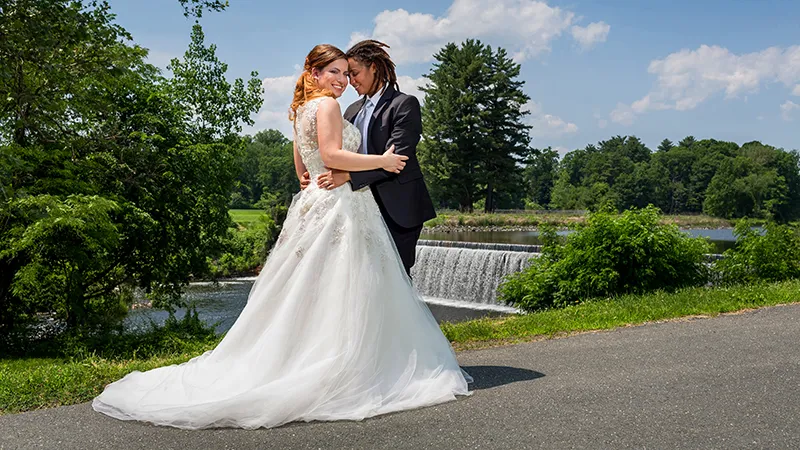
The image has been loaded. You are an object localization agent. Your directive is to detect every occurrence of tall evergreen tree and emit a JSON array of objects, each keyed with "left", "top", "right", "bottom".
[
  {"left": 481, "top": 47, "right": 531, "bottom": 211},
  {"left": 679, "top": 135, "right": 697, "bottom": 149},
  {"left": 657, "top": 139, "right": 674, "bottom": 153},
  {"left": 419, "top": 40, "right": 530, "bottom": 211}
]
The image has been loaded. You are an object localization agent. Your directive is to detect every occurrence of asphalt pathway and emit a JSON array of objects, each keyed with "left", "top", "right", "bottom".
[{"left": 2, "top": 304, "right": 798, "bottom": 449}]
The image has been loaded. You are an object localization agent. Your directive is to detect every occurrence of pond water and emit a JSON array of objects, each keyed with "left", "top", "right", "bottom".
[{"left": 125, "top": 278, "right": 517, "bottom": 335}]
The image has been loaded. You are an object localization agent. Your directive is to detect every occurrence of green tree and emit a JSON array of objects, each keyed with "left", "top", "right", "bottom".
[
  {"left": 685, "top": 139, "right": 738, "bottom": 211},
  {"left": 420, "top": 40, "right": 530, "bottom": 211},
  {"left": 549, "top": 136, "right": 655, "bottom": 211},
  {"left": 523, "top": 147, "right": 559, "bottom": 208},
  {"left": 679, "top": 135, "right": 697, "bottom": 149},
  {"left": 178, "top": 0, "right": 228, "bottom": 18},
  {"left": 657, "top": 138, "right": 674, "bottom": 153},
  {"left": 0, "top": 0, "right": 262, "bottom": 340},
  {"left": 703, "top": 142, "right": 800, "bottom": 221},
  {"left": 232, "top": 130, "right": 297, "bottom": 208},
  {"left": 481, "top": 47, "right": 531, "bottom": 211},
  {"left": 652, "top": 145, "right": 697, "bottom": 213}
]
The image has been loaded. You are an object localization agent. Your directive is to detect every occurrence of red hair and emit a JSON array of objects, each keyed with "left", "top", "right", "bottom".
[{"left": 289, "top": 44, "right": 346, "bottom": 121}]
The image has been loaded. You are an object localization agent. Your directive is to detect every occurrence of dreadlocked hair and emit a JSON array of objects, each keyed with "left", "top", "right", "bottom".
[
  {"left": 289, "top": 44, "right": 346, "bottom": 121},
  {"left": 345, "top": 40, "right": 398, "bottom": 96}
]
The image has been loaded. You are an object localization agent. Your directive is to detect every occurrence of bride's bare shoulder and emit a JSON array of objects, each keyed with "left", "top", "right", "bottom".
[
  {"left": 316, "top": 96, "right": 340, "bottom": 114},
  {"left": 316, "top": 97, "right": 343, "bottom": 125}
]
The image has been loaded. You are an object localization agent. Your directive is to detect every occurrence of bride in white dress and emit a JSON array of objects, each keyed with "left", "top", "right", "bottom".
[{"left": 91, "top": 44, "right": 471, "bottom": 430}]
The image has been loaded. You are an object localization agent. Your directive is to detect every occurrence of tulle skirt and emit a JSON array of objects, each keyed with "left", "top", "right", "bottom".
[{"left": 92, "top": 184, "right": 471, "bottom": 429}]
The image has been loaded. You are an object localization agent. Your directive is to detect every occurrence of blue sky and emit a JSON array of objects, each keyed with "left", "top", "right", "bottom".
[{"left": 107, "top": 0, "right": 800, "bottom": 155}]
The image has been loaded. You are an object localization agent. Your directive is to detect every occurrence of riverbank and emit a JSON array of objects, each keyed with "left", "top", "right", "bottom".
[
  {"left": 424, "top": 211, "right": 737, "bottom": 232},
  {"left": 231, "top": 209, "right": 740, "bottom": 233},
  {"left": 3, "top": 279, "right": 798, "bottom": 415}
]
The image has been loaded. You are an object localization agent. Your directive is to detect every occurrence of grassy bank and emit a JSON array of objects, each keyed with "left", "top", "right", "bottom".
[
  {"left": 442, "top": 280, "right": 800, "bottom": 351},
  {"left": 232, "top": 208, "right": 735, "bottom": 230},
  {"left": 229, "top": 209, "right": 266, "bottom": 227},
  {"left": 2, "top": 280, "right": 798, "bottom": 415},
  {"left": 425, "top": 211, "right": 734, "bottom": 229},
  {"left": 0, "top": 345, "right": 219, "bottom": 415}
]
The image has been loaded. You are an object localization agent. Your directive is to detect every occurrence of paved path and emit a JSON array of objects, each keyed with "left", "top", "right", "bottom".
[{"left": 2, "top": 304, "right": 799, "bottom": 449}]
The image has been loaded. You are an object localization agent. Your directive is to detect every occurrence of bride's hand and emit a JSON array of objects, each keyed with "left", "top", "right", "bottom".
[{"left": 381, "top": 145, "right": 408, "bottom": 173}]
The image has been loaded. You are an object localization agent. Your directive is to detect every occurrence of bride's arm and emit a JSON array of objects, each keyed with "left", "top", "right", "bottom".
[
  {"left": 293, "top": 140, "right": 310, "bottom": 189},
  {"left": 317, "top": 98, "right": 407, "bottom": 173},
  {"left": 293, "top": 140, "right": 306, "bottom": 180}
]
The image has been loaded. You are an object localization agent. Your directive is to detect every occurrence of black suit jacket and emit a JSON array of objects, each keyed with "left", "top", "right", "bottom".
[{"left": 344, "top": 86, "right": 437, "bottom": 229}]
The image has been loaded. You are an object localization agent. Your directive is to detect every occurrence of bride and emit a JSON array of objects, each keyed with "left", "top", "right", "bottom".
[{"left": 92, "top": 44, "right": 472, "bottom": 430}]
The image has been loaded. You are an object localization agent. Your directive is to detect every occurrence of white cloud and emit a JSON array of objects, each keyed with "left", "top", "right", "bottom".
[
  {"left": 611, "top": 44, "right": 800, "bottom": 125},
  {"left": 245, "top": 72, "right": 300, "bottom": 138},
  {"left": 570, "top": 21, "right": 610, "bottom": 51},
  {"left": 397, "top": 75, "right": 428, "bottom": 102},
  {"left": 524, "top": 101, "right": 578, "bottom": 138},
  {"left": 609, "top": 103, "right": 636, "bottom": 126},
  {"left": 781, "top": 100, "right": 799, "bottom": 121},
  {"left": 793, "top": 84, "right": 800, "bottom": 96},
  {"left": 349, "top": 0, "right": 608, "bottom": 64}
]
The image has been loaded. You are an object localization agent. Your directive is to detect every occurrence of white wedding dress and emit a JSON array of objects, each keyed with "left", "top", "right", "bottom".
[{"left": 92, "top": 97, "right": 471, "bottom": 430}]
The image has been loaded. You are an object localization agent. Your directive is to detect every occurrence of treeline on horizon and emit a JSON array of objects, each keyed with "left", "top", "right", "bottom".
[{"left": 235, "top": 130, "right": 800, "bottom": 223}]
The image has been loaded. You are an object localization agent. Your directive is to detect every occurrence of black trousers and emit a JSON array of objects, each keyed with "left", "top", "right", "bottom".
[{"left": 373, "top": 193, "right": 423, "bottom": 276}]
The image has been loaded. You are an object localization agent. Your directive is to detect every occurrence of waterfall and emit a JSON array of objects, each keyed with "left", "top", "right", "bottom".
[{"left": 412, "top": 240, "right": 538, "bottom": 305}]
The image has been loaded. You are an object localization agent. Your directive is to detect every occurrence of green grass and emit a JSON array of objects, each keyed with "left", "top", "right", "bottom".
[
  {"left": 229, "top": 209, "right": 266, "bottom": 227},
  {"left": 0, "top": 337, "right": 221, "bottom": 415},
  {"left": 442, "top": 280, "right": 800, "bottom": 350},
  {"left": 232, "top": 208, "right": 732, "bottom": 230},
  {"left": 424, "top": 212, "right": 733, "bottom": 229},
  {"left": 2, "top": 280, "right": 798, "bottom": 415}
]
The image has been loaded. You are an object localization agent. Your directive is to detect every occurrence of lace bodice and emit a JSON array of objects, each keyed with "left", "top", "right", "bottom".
[{"left": 294, "top": 97, "right": 362, "bottom": 178}]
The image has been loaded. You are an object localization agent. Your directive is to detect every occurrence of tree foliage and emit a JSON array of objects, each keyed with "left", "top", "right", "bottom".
[
  {"left": 419, "top": 40, "right": 531, "bottom": 212},
  {"left": 230, "top": 130, "right": 297, "bottom": 209},
  {"left": 0, "top": 0, "right": 262, "bottom": 341},
  {"left": 545, "top": 136, "right": 799, "bottom": 220}
]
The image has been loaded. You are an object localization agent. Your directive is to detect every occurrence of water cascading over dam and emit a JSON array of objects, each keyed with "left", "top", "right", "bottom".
[{"left": 412, "top": 240, "right": 539, "bottom": 307}]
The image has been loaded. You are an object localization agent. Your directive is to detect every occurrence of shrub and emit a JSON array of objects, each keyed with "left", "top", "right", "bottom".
[
  {"left": 716, "top": 220, "right": 800, "bottom": 284},
  {"left": 499, "top": 205, "right": 713, "bottom": 312},
  {"left": 207, "top": 213, "right": 278, "bottom": 277},
  {"left": 0, "top": 306, "right": 219, "bottom": 359}
]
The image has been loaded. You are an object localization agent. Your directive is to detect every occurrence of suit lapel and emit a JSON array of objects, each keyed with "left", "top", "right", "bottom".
[
  {"left": 370, "top": 86, "right": 395, "bottom": 124},
  {"left": 367, "top": 86, "right": 396, "bottom": 154}
]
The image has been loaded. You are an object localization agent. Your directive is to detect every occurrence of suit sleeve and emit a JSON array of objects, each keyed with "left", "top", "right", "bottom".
[{"left": 349, "top": 95, "right": 422, "bottom": 191}]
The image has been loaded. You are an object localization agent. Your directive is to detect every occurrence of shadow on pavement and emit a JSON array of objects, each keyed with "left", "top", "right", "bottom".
[{"left": 462, "top": 365, "right": 545, "bottom": 391}]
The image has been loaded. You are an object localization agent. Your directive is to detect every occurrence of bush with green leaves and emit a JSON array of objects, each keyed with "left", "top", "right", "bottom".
[
  {"left": 0, "top": 1, "right": 262, "bottom": 343},
  {"left": 499, "top": 205, "right": 713, "bottom": 312},
  {"left": 716, "top": 220, "right": 800, "bottom": 285},
  {"left": 207, "top": 213, "right": 280, "bottom": 278}
]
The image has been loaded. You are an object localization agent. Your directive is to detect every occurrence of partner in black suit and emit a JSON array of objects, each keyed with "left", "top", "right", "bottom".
[{"left": 314, "top": 40, "right": 436, "bottom": 275}]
